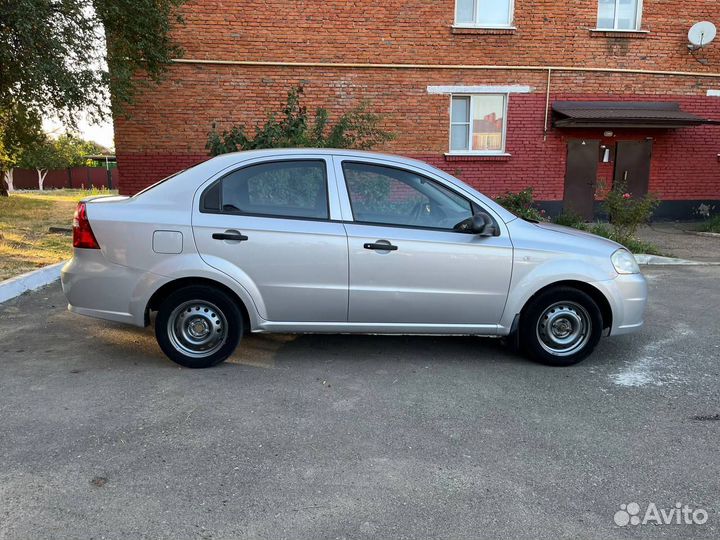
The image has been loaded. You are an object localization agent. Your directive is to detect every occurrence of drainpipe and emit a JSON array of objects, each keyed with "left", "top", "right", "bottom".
[{"left": 543, "top": 68, "right": 552, "bottom": 142}]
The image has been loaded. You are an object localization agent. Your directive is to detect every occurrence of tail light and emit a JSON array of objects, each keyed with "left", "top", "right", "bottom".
[{"left": 72, "top": 202, "right": 100, "bottom": 249}]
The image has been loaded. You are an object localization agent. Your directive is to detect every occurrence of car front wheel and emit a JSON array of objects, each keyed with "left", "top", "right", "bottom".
[
  {"left": 519, "top": 287, "right": 603, "bottom": 366},
  {"left": 155, "top": 285, "right": 242, "bottom": 368}
]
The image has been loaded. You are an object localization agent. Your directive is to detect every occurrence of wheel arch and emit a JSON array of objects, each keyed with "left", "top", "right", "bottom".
[
  {"left": 146, "top": 277, "right": 252, "bottom": 333},
  {"left": 520, "top": 280, "right": 613, "bottom": 333}
]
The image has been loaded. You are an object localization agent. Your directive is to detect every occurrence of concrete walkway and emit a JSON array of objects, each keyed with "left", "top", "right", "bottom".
[{"left": 636, "top": 222, "right": 720, "bottom": 263}]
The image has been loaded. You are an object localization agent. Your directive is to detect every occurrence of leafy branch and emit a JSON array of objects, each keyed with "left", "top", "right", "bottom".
[{"left": 206, "top": 86, "right": 394, "bottom": 155}]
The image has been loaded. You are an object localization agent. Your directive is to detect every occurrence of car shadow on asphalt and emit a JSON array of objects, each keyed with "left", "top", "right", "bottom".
[{"left": 90, "top": 319, "right": 534, "bottom": 371}]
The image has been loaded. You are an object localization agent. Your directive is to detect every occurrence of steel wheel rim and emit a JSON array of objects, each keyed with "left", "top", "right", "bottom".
[
  {"left": 536, "top": 301, "right": 591, "bottom": 357},
  {"left": 167, "top": 300, "right": 228, "bottom": 358}
]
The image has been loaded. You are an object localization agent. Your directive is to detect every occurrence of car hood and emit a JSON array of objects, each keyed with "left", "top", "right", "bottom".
[
  {"left": 506, "top": 218, "right": 624, "bottom": 257},
  {"left": 533, "top": 221, "right": 623, "bottom": 249}
]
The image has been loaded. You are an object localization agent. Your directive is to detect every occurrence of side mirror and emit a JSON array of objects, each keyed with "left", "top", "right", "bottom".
[{"left": 471, "top": 212, "right": 497, "bottom": 236}]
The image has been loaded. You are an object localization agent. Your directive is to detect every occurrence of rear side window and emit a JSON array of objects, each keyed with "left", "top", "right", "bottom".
[{"left": 201, "top": 160, "right": 329, "bottom": 220}]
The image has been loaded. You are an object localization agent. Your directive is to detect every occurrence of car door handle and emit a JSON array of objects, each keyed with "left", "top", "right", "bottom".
[
  {"left": 364, "top": 242, "right": 398, "bottom": 251},
  {"left": 212, "top": 232, "right": 248, "bottom": 242}
]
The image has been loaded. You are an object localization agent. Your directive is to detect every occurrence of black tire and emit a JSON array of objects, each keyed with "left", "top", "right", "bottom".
[
  {"left": 155, "top": 285, "right": 242, "bottom": 368},
  {"left": 519, "top": 286, "right": 603, "bottom": 367}
]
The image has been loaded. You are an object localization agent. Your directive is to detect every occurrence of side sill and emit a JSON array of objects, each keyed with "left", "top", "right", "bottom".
[{"left": 254, "top": 321, "right": 501, "bottom": 335}]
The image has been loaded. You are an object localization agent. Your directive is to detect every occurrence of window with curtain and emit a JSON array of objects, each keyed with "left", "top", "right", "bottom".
[{"left": 450, "top": 95, "right": 507, "bottom": 154}]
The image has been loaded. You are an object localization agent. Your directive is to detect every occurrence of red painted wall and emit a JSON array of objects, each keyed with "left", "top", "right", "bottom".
[{"left": 12, "top": 167, "right": 119, "bottom": 190}]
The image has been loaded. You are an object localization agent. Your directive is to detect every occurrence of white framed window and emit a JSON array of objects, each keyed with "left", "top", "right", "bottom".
[
  {"left": 449, "top": 94, "right": 508, "bottom": 155},
  {"left": 597, "top": 0, "right": 643, "bottom": 31},
  {"left": 455, "top": 0, "right": 514, "bottom": 28}
]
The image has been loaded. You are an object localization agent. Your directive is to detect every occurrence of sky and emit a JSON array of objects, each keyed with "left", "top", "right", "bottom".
[{"left": 43, "top": 114, "right": 115, "bottom": 151}]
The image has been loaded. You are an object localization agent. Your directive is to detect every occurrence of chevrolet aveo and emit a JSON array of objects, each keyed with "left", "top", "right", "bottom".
[{"left": 61, "top": 149, "right": 647, "bottom": 369}]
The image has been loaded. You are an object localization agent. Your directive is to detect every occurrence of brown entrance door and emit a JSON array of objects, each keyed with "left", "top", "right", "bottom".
[
  {"left": 563, "top": 139, "right": 599, "bottom": 220},
  {"left": 614, "top": 140, "right": 652, "bottom": 196}
]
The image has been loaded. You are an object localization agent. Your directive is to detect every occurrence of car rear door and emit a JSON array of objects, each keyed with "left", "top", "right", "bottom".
[
  {"left": 334, "top": 157, "right": 513, "bottom": 331},
  {"left": 192, "top": 156, "right": 348, "bottom": 323}
]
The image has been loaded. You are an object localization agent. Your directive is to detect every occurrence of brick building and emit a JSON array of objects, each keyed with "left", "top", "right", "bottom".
[{"left": 115, "top": 0, "right": 720, "bottom": 219}]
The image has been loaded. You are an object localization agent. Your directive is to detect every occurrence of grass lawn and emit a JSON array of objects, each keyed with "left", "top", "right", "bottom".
[{"left": 0, "top": 188, "right": 118, "bottom": 281}]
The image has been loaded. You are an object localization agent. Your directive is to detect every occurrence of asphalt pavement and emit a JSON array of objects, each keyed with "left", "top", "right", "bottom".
[{"left": 1, "top": 266, "right": 719, "bottom": 539}]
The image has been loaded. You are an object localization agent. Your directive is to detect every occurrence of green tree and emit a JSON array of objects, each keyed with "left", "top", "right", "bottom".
[
  {"left": 0, "top": 0, "right": 185, "bottom": 123},
  {"left": 206, "top": 86, "right": 394, "bottom": 156},
  {"left": 0, "top": 105, "right": 43, "bottom": 195},
  {"left": 0, "top": 0, "right": 184, "bottom": 192},
  {"left": 54, "top": 134, "right": 106, "bottom": 168},
  {"left": 20, "top": 135, "right": 70, "bottom": 190}
]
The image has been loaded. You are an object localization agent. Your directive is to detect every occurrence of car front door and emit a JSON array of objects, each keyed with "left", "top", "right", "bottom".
[
  {"left": 192, "top": 157, "right": 348, "bottom": 322},
  {"left": 335, "top": 158, "right": 513, "bottom": 331}
]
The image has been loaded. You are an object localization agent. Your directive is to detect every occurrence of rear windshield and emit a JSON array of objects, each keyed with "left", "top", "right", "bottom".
[{"left": 132, "top": 162, "right": 202, "bottom": 197}]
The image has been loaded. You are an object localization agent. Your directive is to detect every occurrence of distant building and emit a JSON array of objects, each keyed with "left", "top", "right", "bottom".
[{"left": 115, "top": 0, "right": 720, "bottom": 219}]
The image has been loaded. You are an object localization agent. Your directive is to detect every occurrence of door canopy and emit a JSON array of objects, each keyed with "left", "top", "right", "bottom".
[{"left": 552, "top": 101, "right": 720, "bottom": 129}]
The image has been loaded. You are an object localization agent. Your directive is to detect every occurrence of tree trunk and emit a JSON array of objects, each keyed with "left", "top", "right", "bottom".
[
  {"left": 37, "top": 169, "right": 48, "bottom": 191},
  {"left": 0, "top": 169, "right": 13, "bottom": 196}
]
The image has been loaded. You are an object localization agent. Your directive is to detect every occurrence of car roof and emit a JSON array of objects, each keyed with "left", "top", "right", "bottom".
[
  {"left": 144, "top": 148, "right": 517, "bottom": 224},
  {"left": 206, "top": 148, "right": 432, "bottom": 169}
]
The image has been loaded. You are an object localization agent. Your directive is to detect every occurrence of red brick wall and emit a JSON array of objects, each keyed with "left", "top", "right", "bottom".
[
  {"left": 114, "top": 0, "right": 720, "bottom": 206},
  {"left": 173, "top": 0, "right": 720, "bottom": 72}
]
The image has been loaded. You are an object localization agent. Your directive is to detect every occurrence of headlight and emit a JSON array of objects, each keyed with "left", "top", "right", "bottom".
[{"left": 611, "top": 249, "right": 640, "bottom": 274}]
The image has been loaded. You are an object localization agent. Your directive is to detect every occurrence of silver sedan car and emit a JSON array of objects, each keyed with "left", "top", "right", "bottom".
[{"left": 61, "top": 149, "right": 647, "bottom": 368}]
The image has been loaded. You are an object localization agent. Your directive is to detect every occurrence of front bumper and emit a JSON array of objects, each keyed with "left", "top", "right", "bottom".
[{"left": 593, "top": 272, "right": 648, "bottom": 336}]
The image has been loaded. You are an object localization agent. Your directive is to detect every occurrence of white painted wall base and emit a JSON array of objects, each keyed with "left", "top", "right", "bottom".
[{"left": 0, "top": 261, "right": 66, "bottom": 304}]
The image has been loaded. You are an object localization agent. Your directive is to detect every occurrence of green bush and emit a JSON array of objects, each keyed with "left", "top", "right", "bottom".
[
  {"left": 206, "top": 86, "right": 394, "bottom": 155},
  {"left": 554, "top": 211, "right": 587, "bottom": 230},
  {"left": 601, "top": 180, "right": 659, "bottom": 245},
  {"left": 588, "top": 223, "right": 662, "bottom": 255},
  {"left": 588, "top": 222, "right": 612, "bottom": 239},
  {"left": 698, "top": 214, "right": 720, "bottom": 233},
  {"left": 494, "top": 188, "right": 545, "bottom": 221}
]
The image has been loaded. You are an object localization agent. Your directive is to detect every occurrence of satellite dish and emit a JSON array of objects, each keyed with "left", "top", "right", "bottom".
[{"left": 688, "top": 21, "right": 716, "bottom": 49}]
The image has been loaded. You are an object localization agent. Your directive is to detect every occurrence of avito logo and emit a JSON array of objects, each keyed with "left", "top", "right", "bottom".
[{"left": 614, "top": 502, "right": 709, "bottom": 527}]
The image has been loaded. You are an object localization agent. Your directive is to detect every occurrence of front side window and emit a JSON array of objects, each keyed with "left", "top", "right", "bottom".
[
  {"left": 342, "top": 162, "right": 474, "bottom": 230},
  {"left": 455, "top": 0, "right": 513, "bottom": 27},
  {"left": 597, "top": 0, "right": 641, "bottom": 30},
  {"left": 450, "top": 94, "right": 507, "bottom": 154},
  {"left": 202, "top": 160, "right": 329, "bottom": 219}
]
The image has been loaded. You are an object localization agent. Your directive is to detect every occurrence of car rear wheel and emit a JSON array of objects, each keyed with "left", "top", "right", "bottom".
[
  {"left": 155, "top": 285, "right": 242, "bottom": 368},
  {"left": 519, "top": 287, "right": 603, "bottom": 366}
]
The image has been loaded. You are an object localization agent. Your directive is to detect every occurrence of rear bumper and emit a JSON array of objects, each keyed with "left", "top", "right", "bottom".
[
  {"left": 61, "top": 249, "right": 158, "bottom": 327},
  {"left": 593, "top": 272, "right": 648, "bottom": 336}
]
